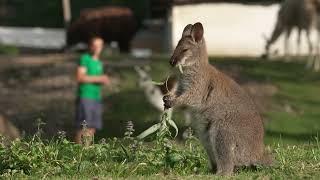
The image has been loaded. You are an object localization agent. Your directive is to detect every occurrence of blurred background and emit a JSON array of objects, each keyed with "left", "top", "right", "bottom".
[{"left": 0, "top": 0, "right": 319, "bottom": 145}]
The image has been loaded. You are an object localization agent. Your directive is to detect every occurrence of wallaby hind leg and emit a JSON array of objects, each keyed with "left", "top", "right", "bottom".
[
  {"left": 198, "top": 131, "right": 217, "bottom": 171},
  {"left": 214, "top": 130, "right": 235, "bottom": 176},
  {"left": 205, "top": 144, "right": 217, "bottom": 172}
]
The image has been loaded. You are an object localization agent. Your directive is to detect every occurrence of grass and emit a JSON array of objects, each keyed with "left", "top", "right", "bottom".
[
  {"left": 0, "top": 130, "right": 319, "bottom": 179},
  {"left": 0, "top": 44, "right": 20, "bottom": 55},
  {"left": 1, "top": 56, "right": 320, "bottom": 179}
]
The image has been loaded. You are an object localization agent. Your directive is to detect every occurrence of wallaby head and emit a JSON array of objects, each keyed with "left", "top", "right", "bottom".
[{"left": 170, "top": 22, "right": 208, "bottom": 68}]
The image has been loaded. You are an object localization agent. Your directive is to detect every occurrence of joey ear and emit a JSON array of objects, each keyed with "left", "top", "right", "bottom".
[
  {"left": 191, "top": 22, "right": 204, "bottom": 43},
  {"left": 182, "top": 24, "right": 193, "bottom": 37}
]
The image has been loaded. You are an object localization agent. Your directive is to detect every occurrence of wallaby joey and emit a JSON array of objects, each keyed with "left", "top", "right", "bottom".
[{"left": 163, "top": 22, "right": 275, "bottom": 175}]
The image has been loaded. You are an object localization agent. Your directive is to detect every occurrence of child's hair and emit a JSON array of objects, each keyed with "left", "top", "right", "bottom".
[{"left": 89, "top": 36, "right": 104, "bottom": 45}]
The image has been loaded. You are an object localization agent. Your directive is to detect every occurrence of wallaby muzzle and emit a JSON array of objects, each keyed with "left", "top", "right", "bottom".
[{"left": 170, "top": 56, "right": 178, "bottom": 67}]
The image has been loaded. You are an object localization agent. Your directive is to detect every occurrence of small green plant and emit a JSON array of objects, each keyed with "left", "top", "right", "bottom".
[
  {"left": 0, "top": 44, "right": 20, "bottom": 55},
  {"left": 0, "top": 124, "right": 319, "bottom": 178},
  {"left": 137, "top": 109, "right": 178, "bottom": 140},
  {"left": 137, "top": 78, "right": 178, "bottom": 140},
  {"left": 80, "top": 120, "right": 94, "bottom": 146}
]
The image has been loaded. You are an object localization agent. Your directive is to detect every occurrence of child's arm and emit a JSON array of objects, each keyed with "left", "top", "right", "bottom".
[{"left": 77, "top": 66, "right": 109, "bottom": 84}]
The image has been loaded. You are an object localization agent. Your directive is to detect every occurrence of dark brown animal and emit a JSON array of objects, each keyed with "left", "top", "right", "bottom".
[
  {"left": 66, "top": 6, "right": 138, "bottom": 52},
  {"left": 164, "top": 22, "right": 274, "bottom": 175}
]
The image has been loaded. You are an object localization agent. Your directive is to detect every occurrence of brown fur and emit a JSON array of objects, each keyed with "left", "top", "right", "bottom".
[
  {"left": 264, "top": 0, "right": 320, "bottom": 57},
  {"left": 0, "top": 115, "right": 20, "bottom": 143},
  {"left": 164, "top": 23, "right": 275, "bottom": 175},
  {"left": 158, "top": 76, "right": 178, "bottom": 95},
  {"left": 66, "top": 6, "right": 138, "bottom": 52}
]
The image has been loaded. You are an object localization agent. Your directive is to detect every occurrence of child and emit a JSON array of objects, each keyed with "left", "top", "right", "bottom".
[{"left": 75, "top": 36, "right": 109, "bottom": 144}]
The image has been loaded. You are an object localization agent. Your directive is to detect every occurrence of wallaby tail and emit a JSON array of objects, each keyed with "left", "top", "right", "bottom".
[{"left": 259, "top": 152, "right": 276, "bottom": 166}]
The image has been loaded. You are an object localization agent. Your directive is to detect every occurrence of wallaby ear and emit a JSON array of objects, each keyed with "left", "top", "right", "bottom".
[
  {"left": 191, "top": 22, "right": 204, "bottom": 43},
  {"left": 182, "top": 24, "right": 193, "bottom": 37}
]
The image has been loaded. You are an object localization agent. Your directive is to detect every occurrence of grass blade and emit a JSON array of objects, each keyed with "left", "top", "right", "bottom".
[{"left": 151, "top": 81, "right": 165, "bottom": 85}]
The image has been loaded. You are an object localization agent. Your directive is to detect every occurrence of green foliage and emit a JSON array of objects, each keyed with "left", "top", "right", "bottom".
[
  {"left": 0, "top": 132, "right": 319, "bottom": 179},
  {"left": 0, "top": 45, "right": 19, "bottom": 55},
  {"left": 0, "top": 126, "right": 207, "bottom": 178},
  {"left": 0, "top": 120, "right": 319, "bottom": 179},
  {"left": 137, "top": 109, "right": 179, "bottom": 140}
]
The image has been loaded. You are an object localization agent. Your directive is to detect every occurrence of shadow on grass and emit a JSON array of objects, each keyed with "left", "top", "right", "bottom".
[{"left": 266, "top": 130, "right": 318, "bottom": 144}]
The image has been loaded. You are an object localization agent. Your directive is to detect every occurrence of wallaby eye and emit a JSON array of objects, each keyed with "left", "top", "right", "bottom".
[{"left": 182, "top": 49, "right": 188, "bottom": 53}]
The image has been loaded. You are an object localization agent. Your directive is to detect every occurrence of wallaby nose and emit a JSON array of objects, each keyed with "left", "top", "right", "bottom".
[{"left": 170, "top": 57, "right": 177, "bottom": 66}]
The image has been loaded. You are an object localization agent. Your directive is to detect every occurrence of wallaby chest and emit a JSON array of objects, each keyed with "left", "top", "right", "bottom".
[{"left": 177, "top": 68, "right": 204, "bottom": 95}]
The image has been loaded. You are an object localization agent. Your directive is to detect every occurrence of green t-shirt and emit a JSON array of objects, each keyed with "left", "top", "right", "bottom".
[{"left": 78, "top": 53, "right": 104, "bottom": 101}]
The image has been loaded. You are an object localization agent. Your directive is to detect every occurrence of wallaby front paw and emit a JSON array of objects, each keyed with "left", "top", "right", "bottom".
[{"left": 163, "top": 95, "right": 174, "bottom": 109}]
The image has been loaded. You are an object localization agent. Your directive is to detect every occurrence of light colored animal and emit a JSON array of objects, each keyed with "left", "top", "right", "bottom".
[
  {"left": 164, "top": 22, "right": 274, "bottom": 175},
  {"left": 264, "top": 0, "right": 320, "bottom": 58}
]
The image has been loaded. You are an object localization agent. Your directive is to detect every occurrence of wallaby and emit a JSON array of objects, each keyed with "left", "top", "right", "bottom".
[
  {"left": 163, "top": 22, "right": 275, "bottom": 175},
  {"left": 263, "top": 0, "right": 320, "bottom": 58}
]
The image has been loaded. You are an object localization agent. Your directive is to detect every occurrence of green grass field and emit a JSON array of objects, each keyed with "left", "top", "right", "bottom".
[{"left": 1, "top": 56, "right": 320, "bottom": 179}]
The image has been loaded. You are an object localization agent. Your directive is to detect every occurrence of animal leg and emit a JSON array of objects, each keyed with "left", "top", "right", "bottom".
[
  {"left": 284, "top": 28, "right": 292, "bottom": 58},
  {"left": 205, "top": 141, "right": 217, "bottom": 171},
  {"left": 315, "top": 31, "right": 320, "bottom": 71},
  {"left": 264, "top": 20, "right": 284, "bottom": 58},
  {"left": 306, "top": 30, "right": 313, "bottom": 56},
  {"left": 214, "top": 130, "right": 235, "bottom": 176},
  {"left": 296, "top": 28, "right": 301, "bottom": 56},
  {"left": 198, "top": 130, "right": 217, "bottom": 172},
  {"left": 306, "top": 30, "right": 316, "bottom": 70}
]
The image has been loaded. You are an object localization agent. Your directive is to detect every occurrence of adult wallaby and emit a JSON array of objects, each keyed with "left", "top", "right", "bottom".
[
  {"left": 263, "top": 0, "right": 320, "bottom": 58},
  {"left": 163, "top": 23, "right": 274, "bottom": 175}
]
